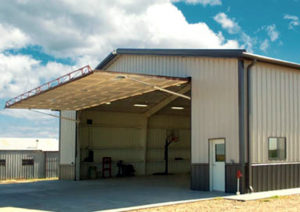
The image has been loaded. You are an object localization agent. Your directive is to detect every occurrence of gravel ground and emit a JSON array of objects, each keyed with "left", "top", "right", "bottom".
[{"left": 131, "top": 194, "right": 300, "bottom": 212}]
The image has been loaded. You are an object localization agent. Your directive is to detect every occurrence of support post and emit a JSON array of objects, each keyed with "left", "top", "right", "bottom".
[{"left": 141, "top": 118, "right": 148, "bottom": 175}]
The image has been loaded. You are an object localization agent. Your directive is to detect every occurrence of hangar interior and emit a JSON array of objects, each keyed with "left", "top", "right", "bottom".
[{"left": 78, "top": 83, "right": 191, "bottom": 179}]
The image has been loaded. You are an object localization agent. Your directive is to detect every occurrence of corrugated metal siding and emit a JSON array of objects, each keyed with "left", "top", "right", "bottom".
[
  {"left": 105, "top": 55, "right": 239, "bottom": 164},
  {"left": 60, "top": 111, "right": 76, "bottom": 165},
  {"left": 45, "top": 152, "right": 59, "bottom": 178},
  {"left": 0, "top": 151, "right": 59, "bottom": 180},
  {"left": 250, "top": 62, "right": 300, "bottom": 163},
  {"left": 252, "top": 163, "right": 300, "bottom": 192}
]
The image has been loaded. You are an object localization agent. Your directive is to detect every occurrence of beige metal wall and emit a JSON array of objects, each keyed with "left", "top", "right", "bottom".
[
  {"left": 105, "top": 55, "right": 240, "bottom": 163},
  {"left": 60, "top": 110, "right": 76, "bottom": 179},
  {"left": 249, "top": 62, "right": 300, "bottom": 163},
  {"left": 79, "top": 111, "right": 191, "bottom": 178}
]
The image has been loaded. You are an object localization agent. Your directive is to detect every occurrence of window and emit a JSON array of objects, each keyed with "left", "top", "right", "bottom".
[
  {"left": 22, "top": 159, "right": 34, "bottom": 166},
  {"left": 268, "top": 137, "right": 286, "bottom": 160},
  {"left": 215, "top": 143, "right": 225, "bottom": 162},
  {"left": 0, "top": 159, "right": 5, "bottom": 166}
]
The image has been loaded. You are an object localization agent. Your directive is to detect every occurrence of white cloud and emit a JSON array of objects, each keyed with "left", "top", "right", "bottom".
[
  {"left": 214, "top": 12, "right": 240, "bottom": 34},
  {"left": 172, "top": 0, "right": 222, "bottom": 6},
  {"left": 213, "top": 12, "right": 254, "bottom": 52},
  {"left": 0, "top": 24, "right": 30, "bottom": 51},
  {"left": 284, "top": 14, "right": 300, "bottom": 29},
  {"left": 0, "top": 109, "right": 58, "bottom": 120},
  {"left": 0, "top": 0, "right": 237, "bottom": 66},
  {"left": 260, "top": 39, "right": 269, "bottom": 52},
  {"left": 0, "top": 53, "right": 74, "bottom": 98},
  {"left": 266, "top": 24, "right": 279, "bottom": 42}
]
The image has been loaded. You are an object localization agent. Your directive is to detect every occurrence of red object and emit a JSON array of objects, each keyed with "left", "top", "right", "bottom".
[
  {"left": 236, "top": 170, "right": 243, "bottom": 179},
  {"left": 102, "top": 157, "right": 112, "bottom": 178}
]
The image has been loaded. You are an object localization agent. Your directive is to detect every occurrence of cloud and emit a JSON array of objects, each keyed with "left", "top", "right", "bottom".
[
  {"left": 266, "top": 24, "right": 279, "bottom": 42},
  {"left": 0, "top": 109, "right": 58, "bottom": 121},
  {"left": 172, "top": 0, "right": 222, "bottom": 6},
  {"left": 284, "top": 14, "right": 300, "bottom": 29},
  {"left": 0, "top": 0, "right": 236, "bottom": 66},
  {"left": 0, "top": 24, "right": 30, "bottom": 51},
  {"left": 214, "top": 12, "right": 240, "bottom": 34},
  {"left": 0, "top": 53, "right": 74, "bottom": 99},
  {"left": 260, "top": 39, "right": 269, "bottom": 52},
  {"left": 213, "top": 12, "right": 254, "bottom": 51}
]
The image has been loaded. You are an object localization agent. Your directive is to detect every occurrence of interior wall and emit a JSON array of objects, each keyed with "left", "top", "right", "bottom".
[
  {"left": 79, "top": 111, "right": 190, "bottom": 178},
  {"left": 146, "top": 115, "right": 191, "bottom": 175}
]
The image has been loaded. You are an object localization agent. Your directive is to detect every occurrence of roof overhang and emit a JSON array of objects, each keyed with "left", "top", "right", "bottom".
[
  {"left": 5, "top": 66, "right": 189, "bottom": 111},
  {"left": 96, "top": 48, "right": 300, "bottom": 71}
]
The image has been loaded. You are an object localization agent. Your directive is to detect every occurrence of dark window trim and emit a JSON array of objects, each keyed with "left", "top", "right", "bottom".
[
  {"left": 268, "top": 137, "right": 287, "bottom": 161},
  {"left": 22, "top": 159, "right": 34, "bottom": 166},
  {"left": 0, "top": 159, "right": 5, "bottom": 166}
]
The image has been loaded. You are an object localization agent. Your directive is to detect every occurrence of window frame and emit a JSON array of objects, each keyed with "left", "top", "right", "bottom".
[
  {"left": 0, "top": 159, "right": 5, "bottom": 166},
  {"left": 22, "top": 159, "right": 34, "bottom": 166},
  {"left": 268, "top": 137, "right": 287, "bottom": 161}
]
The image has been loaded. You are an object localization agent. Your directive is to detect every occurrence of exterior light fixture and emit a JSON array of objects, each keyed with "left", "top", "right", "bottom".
[
  {"left": 171, "top": 106, "right": 184, "bottom": 110},
  {"left": 133, "top": 104, "right": 148, "bottom": 107},
  {"left": 105, "top": 102, "right": 111, "bottom": 105}
]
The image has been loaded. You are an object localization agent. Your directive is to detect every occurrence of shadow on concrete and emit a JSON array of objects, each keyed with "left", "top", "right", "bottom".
[{"left": 0, "top": 175, "right": 226, "bottom": 212}]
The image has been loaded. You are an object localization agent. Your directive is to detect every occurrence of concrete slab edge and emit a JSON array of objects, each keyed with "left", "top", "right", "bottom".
[
  {"left": 225, "top": 188, "right": 300, "bottom": 201},
  {"left": 100, "top": 196, "right": 219, "bottom": 212}
]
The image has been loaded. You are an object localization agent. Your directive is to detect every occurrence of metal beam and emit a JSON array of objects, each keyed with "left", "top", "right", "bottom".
[
  {"left": 126, "top": 76, "right": 191, "bottom": 100},
  {"left": 29, "top": 109, "right": 80, "bottom": 123},
  {"left": 144, "top": 84, "right": 191, "bottom": 118}
]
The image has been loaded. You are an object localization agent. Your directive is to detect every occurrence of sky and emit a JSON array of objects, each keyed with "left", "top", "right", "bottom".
[{"left": 0, "top": 0, "right": 299, "bottom": 139}]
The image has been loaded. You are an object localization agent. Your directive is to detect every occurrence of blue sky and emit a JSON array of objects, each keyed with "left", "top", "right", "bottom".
[{"left": 0, "top": 0, "right": 299, "bottom": 139}]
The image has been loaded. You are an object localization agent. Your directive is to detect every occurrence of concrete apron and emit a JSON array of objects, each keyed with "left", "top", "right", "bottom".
[{"left": 225, "top": 187, "right": 300, "bottom": 201}]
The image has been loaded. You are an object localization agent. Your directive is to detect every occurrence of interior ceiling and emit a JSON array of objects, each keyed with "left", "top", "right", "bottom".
[
  {"left": 6, "top": 71, "right": 189, "bottom": 111},
  {"left": 86, "top": 83, "right": 191, "bottom": 116}
]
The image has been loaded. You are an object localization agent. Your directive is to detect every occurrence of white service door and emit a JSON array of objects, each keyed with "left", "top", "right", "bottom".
[{"left": 210, "top": 139, "right": 225, "bottom": 192}]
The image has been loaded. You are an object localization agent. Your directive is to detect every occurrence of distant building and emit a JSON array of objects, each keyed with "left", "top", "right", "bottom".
[{"left": 0, "top": 138, "right": 59, "bottom": 180}]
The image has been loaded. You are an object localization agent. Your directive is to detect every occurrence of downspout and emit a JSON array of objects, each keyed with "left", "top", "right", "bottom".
[{"left": 247, "top": 59, "right": 256, "bottom": 193}]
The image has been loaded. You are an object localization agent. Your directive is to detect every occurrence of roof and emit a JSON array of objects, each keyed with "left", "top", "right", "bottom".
[
  {"left": 0, "top": 138, "right": 58, "bottom": 151},
  {"left": 5, "top": 68, "right": 189, "bottom": 110},
  {"left": 5, "top": 48, "right": 300, "bottom": 110},
  {"left": 96, "top": 48, "right": 300, "bottom": 71}
]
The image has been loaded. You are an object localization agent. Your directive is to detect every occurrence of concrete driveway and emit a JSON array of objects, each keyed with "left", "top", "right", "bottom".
[{"left": 0, "top": 175, "right": 225, "bottom": 211}]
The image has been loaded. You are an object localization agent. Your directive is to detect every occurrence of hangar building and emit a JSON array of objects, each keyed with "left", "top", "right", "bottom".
[{"left": 6, "top": 49, "right": 300, "bottom": 193}]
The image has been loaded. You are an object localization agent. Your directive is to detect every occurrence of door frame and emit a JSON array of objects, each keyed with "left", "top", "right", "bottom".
[{"left": 208, "top": 138, "right": 226, "bottom": 191}]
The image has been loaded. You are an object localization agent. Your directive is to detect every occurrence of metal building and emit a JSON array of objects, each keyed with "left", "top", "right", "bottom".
[
  {"left": 5, "top": 49, "right": 300, "bottom": 193},
  {"left": 0, "top": 138, "right": 59, "bottom": 180}
]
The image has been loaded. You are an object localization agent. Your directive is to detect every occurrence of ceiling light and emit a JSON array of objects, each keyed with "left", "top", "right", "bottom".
[
  {"left": 171, "top": 106, "right": 184, "bottom": 110},
  {"left": 134, "top": 104, "right": 148, "bottom": 107}
]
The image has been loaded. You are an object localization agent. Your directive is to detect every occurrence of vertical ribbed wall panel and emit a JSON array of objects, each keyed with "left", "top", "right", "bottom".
[
  {"left": 250, "top": 62, "right": 300, "bottom": 163},
  {"left": 60, "top": 111, "right": 76, "bottom": 165},
  {"left": 0, "top": 151, "right": 59, "bottom": 180},
  {"left": 106, "top": 55, "right": 239, "bottom": 164}
]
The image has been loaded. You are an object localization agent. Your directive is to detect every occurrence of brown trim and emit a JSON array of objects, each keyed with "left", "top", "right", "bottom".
[
  {"left": 191, "top": 163, "right": 209, "bottom": 191},
  {"left": 252, "top": 163, "right": 300, "bottom": 192},
  {"left": 225, "top": 163, "right": 247, "bottom": 194}
]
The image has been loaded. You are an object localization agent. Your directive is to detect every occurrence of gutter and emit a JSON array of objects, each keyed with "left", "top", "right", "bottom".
[{"left": 246, "top": 59, "right": 256, "bottom": 193}]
